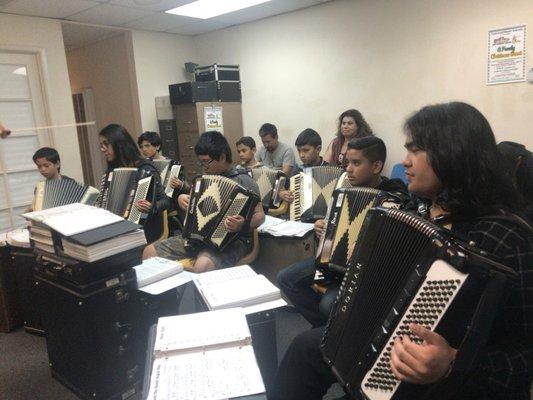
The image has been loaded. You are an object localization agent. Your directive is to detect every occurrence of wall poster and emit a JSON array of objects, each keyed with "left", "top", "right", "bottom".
[
  {"left": 487, "top": 25, "right": 526, "bottom": 85},
  {"left": 204, "top": 106, "right": 224, "bottom": 135}
]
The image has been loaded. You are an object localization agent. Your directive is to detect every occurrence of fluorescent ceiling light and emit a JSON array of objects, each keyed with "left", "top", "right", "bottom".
[{"left": 165, "top": 0, "right": 271, "bottom": 19}]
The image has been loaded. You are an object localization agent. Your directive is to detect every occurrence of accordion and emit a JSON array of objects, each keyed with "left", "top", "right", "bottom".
[
  {"left": 289, "top": 166, "right": 345, "bottom": 222},
  {"left": 316, "top": 187, "right": 403, "bottom": 279},
  {"left": 33, "top": 179, "right": 99, "bottom": 211},
  {"left": 250, "top": 167, "right": 286, "bottom": 209},
  {"left": 98, "top": 168, "right": 153, "bottom": 224},
  {"left": 152, "top": 159, "right": 183, "bottom": 197},
  {"left": 183, "top": 175, "right": 259, "bottom": 250},
  {"left": 321, "top": 208, "right": 517, "bottom": 400}
]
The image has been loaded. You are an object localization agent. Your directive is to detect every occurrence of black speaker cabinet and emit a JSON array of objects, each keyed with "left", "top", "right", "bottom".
[
  {"left": 37, "top": 268, "right": 144, "bottom": 400},
  {"left": 169, "top": 81, "right": 217, "bottom": 105}
]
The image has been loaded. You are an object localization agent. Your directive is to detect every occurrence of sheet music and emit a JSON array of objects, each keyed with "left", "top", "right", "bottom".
[
  {"left": 199, "top": 274, "right": 280, "bottom": 310},
  {"left": 22, "top": 202, "right": 91, "bottom": 222},
  {"left": 192, "top": 265, "right": 256, "bottom": 287},
  {"left": 260, "top": 220, "right": 315, "bottom": 237},
  {"left": 154, "top": 308, "right": 251, "bottom": 354},
  {"left": 257, "top": 215, "right": 286, "bottom": 232},
  {"left": 40, "top": 206, "right": 123, "bottom": 236},
  {"left": 147, "top": 346, "right": 265, "bottom": 400},
  {"left": 134, "top": 257, "right": 183, "bottom": 288},
  {"left": 140, "top": 271, "right": 193, "bottom": 295}
]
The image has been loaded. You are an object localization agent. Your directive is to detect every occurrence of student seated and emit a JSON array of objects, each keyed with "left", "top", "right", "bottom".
[
  {"left": 277, "top": 136, "right": 408, "bottom": 327},
  {"left": 142, "top": 131, "right": 265, "bottom": 273},
  {"left": 30, "top": 147, "right": 76, "bottom": 211},
  {"left": 497, "top": 141, "right": 532, "bottom": 221},
  {"left": 236, "top": 136, "right": 262, "bottom": 169},
  {"left": 137, "top": 131, "right": 166, "bottom": 161},
  {"left": 269, "top": 102, "right": 533, "bottom": 400},
  {"left": 97, "top": 124, "right": 170, "bottom": 243},
  {"left": 256, "top": 123, "right": 296, "bottom": 176},
  {"left": 32, "top": 147, "right": 71, "bottom": 182},
  {"left": 279, "top": 128, "right": 329, "bottom": 204},
  {"left": 324, "top": 109, "right": 373, "bottom": 167}
]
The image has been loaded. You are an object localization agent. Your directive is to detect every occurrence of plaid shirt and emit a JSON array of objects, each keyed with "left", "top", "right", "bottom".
[{"left": 451, "top": 217, "right": 533, "bottom": 399}]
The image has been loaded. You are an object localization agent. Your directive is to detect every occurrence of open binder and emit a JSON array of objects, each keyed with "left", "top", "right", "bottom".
[{"left": 142, "top": 309, "right": 265, "bottom": 400}]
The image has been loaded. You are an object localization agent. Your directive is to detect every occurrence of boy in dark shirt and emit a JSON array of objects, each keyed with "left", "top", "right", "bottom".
[
  {"left": 143, "top": 131, "right": 265, "bottom": 272},
  {"left": 277, "top": 136, "right": 409, "bottom": 327}
]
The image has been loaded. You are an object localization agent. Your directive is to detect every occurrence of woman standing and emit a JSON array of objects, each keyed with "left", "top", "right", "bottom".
[{"left": 324, "top": 109, "right": 373, "bottom": 167}]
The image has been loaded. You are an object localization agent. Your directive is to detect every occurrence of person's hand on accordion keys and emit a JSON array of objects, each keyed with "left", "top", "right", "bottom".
[
  {"left": 177, "top": 194, "right": 190, "bottom": 211},
  {"left": 279, "top": 189, "right": 294, "bottom": 204},
  {"left": 170, "top": 176, "right": 184, "bottom": 190},
  {"left": 390, "top": 323, "right": 457, "bottom": 385},
  {"left": 224, "top": 215, "right": 246, "bottom": 232},
  {"left": 135, "top": 200, "right": 152, "bottom": 213},
  {"left": 314, "top": 219, "right": 326, "bottom": 238}
]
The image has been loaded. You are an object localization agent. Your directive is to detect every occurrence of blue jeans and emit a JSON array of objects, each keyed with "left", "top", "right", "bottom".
[{"left": 277, "top": 257, "right": 339, "bottom": 327}]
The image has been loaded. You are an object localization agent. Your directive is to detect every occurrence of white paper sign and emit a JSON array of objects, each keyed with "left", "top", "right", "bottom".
[
  {"left": 487, "top": 25, "right": 526, "bottom": 85},
  {"left": 204, "top": 106, "right": 224, "bottom": 135}
]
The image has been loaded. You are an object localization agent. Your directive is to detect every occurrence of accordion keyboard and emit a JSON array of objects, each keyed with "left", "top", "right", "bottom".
[
  {"left": 164, "top": 165, "right": 182, "bottom": 197},
  {"left": 127, "top": 176, "right": 152, "bottom": 224},
  {"left": 361, "top": 260, "right": 467, "bottom": 400},
  {"left": 211, "top": 192, "right": 249, "bottom": 247}
]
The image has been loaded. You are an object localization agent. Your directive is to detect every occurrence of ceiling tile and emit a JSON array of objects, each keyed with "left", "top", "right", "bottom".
[
  {"left": 0, "top": 0, "right": 100, "bottom": 19},
  {"left": 165, "top": 19, "right": 228, "bottom": 36},
  {"left": 109, "top": 0, "right": 191, "bottom": 12},
  {"left": 67, "top": 3, "right": 155, "bottom": 26},
  {"left": 62, "top": 22, "right": 124, "bottom": 49},
  {"left": 122, "top": 11, "right": 192, "bottom": 31},
  {"left": 212, "top": 0, "right": 318, "bottom": 25}
]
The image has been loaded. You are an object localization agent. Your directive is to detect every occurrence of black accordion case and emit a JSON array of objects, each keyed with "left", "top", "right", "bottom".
[
  {"left": 321, "top": 207, "right": 517, "bottom": 400},
  {"left": 316, "top": 187, "right": 403, "bottom": 278},
  {"left": 183, "top": 175, "right": 259, "bottom": 250}
]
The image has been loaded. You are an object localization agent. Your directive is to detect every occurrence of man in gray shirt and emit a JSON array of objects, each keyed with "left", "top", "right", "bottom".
[{"left": 256, "top": 123, "right": 296, "bottom": 176}]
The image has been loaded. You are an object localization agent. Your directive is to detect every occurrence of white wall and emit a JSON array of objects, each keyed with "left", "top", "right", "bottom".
[
  {"left": 192, "top": 0, "right": 533, "bottom": 172},
  {"left": 0, "top": 13, "right": 83, "bottom": 181},
  {"left": 131, "top": 30, "right": 197, "bottom": 132},
  {"left": 67, "top": 32, "right": 142, "bottom": 137}
]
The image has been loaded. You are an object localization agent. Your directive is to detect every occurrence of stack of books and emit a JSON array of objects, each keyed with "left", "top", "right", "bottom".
[{"left": 22, "top": 203, "right": 146, "bottom": 262}]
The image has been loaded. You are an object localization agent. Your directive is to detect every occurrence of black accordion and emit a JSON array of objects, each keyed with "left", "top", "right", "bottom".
[
  {"left": 321, "top": 207, "right": 517, "bottom": 400},
  {"left": 152, "top": 159, "right": 184, "bottom": 197},
  {"left": 250, "top": 166, "right": 286, "bottom": 209},
  {"left": 98, "top": 168, "right": 153, "bottom": 224},
  {"left": 33, "top": 179, "right": 99, "bottom": 211},
  {"left": 289, "top": 166, "right": 345, "bottom": 222},
  {"left": 316, "top": 187, "right": 403, "bottom": 279},
  {"left": 183, "top": 175, "right": 259, "bottom": 250}
]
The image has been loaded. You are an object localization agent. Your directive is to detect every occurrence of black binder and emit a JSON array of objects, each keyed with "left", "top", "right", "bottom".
[{"left": 61, "top": 219, "right": 140, "bottom": 246}]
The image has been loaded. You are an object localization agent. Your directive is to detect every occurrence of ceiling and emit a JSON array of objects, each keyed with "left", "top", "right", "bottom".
[{"left": 0, "top": 0, "right": 332, "bottom": 38}]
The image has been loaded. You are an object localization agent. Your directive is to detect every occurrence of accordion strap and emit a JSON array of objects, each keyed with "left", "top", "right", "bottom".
[{"left": 424, "top": 270, "right": 509, "bottom": 399}]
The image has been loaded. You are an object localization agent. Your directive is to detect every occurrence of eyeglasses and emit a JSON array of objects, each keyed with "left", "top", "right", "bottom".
[{"left": 197, "top": 159, "right": 214, "bottom": 167}]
